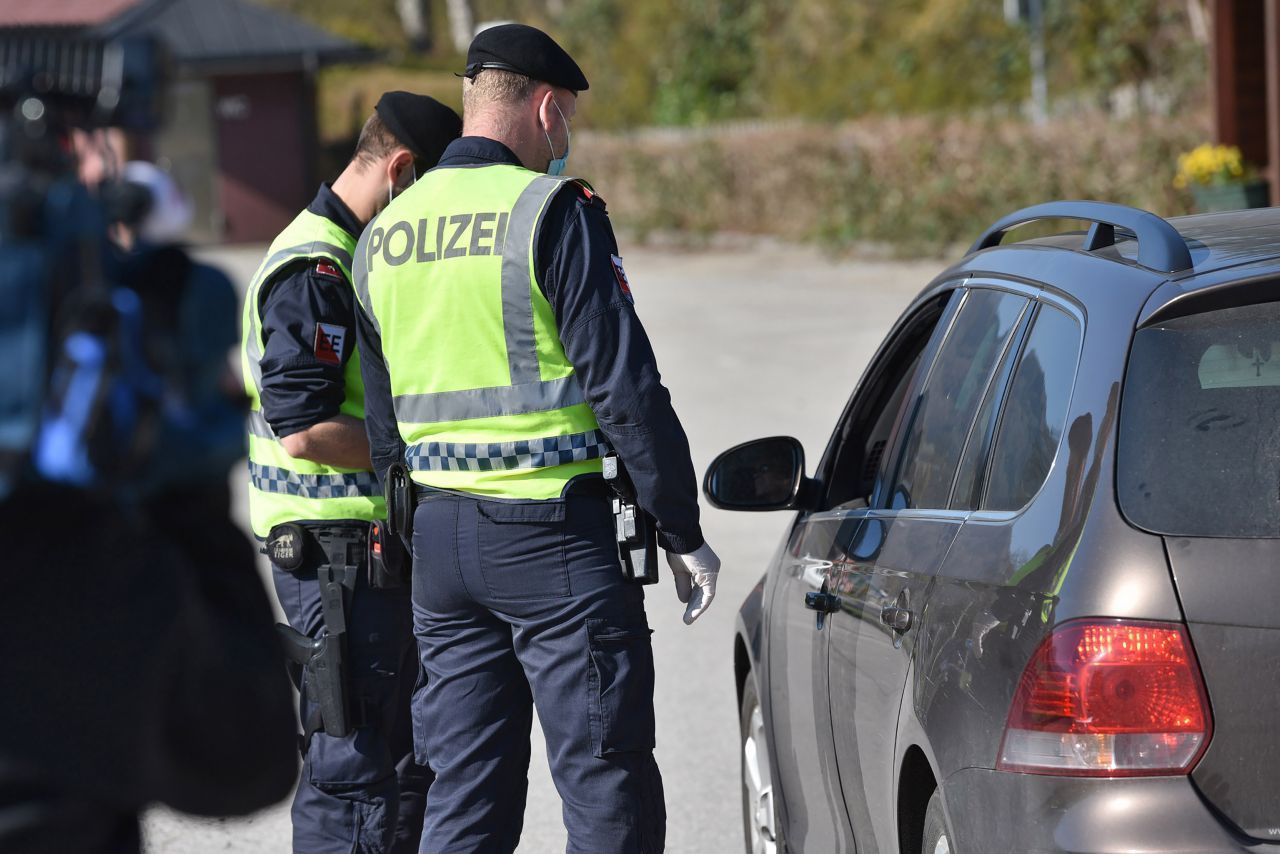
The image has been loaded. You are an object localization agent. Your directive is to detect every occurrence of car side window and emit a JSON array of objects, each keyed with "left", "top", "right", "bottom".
[
  {"left": 982, "top": 304, "right": 1082, "bottom": 511},
  {"left": 821, "top": 292, "right": 955, "bottom": 511},
  {"left": 886, "top": 289, "right": 1029, "bottom": 511},
  {"left": 949, "top": 314, "right": 1029, "bottom": 511}
]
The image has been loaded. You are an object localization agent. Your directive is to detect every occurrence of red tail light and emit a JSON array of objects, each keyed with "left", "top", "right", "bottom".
[{"left": 997, "top": 619, "right": 1212, "bottom": 776}]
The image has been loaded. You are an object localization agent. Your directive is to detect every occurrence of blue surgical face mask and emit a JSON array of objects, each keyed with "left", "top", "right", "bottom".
[{"left": 544, "top": 99, "right": 571, "bottom": 176}]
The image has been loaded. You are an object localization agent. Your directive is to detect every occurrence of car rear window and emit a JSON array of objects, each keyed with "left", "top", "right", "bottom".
[{"left": 1118, "top": 300, "right": 1280, "bottom": 537}]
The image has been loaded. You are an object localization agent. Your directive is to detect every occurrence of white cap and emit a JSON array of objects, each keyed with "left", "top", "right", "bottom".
[{"left": 121, "top": 161, "right": 193, "bottom": 244}]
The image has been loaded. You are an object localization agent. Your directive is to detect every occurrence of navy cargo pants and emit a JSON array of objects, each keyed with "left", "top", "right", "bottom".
[
  {"left": 270, "top": 523, "right": 433, "bottom": 853},
  {"left": 411, "top": 488, "right": 666, "bottom": 853}
]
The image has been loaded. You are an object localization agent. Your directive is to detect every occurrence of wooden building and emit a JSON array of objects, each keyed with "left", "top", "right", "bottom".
[
  {"left": 1212, "top": 0, "right": 1280, "bottom": 205},
  {"left": 0, "top": 0, "right": 369, "bottom": 243}
]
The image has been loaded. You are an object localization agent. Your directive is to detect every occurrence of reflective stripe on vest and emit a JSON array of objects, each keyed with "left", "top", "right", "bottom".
[
  {"left": 240, "top": 209, "right": 384, "bottom": 537},
  {"left": 247, "top": 461, "right": 381, "bottom": 498},
  {"left": 357, "top": 166, "right": 609, "bottom": 499},
  {"left": 405, "top": 428, "right": 611, "bottom": 473}
]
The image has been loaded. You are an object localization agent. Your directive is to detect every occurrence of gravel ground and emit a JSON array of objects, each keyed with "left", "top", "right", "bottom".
[{"left": 143, "top": 241, "right": 945, "bottom": 853}]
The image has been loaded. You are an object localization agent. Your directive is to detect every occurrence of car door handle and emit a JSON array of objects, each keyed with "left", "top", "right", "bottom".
[
  {"left": 804, "top": 591, "right": 842, "bottom": 614},
  {"left": 881, "top": 606, "right": 913, "bottom": 634}
]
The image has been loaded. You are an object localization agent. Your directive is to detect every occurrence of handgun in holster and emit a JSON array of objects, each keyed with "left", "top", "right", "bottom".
[
  {"left": 278, "top": 625, "right": 348, "bottom": 747},
  {"left": 272, "top": 525, "right": 365, "bottom": 749},
  {"left": 602, "top": 452, "right": 659, "bottom": 585}
]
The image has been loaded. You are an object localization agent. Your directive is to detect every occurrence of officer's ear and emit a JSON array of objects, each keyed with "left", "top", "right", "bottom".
[
  {"left": 536, "top": 88, "right": 559, "bottom": 133},
  {"left": 387, "top": 148, "right": 415, "bottom": 188}
]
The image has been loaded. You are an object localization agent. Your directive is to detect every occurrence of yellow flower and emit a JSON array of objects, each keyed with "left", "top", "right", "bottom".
[{"left": 1174, "top": 143, "right": 1251, "bottom": 189}]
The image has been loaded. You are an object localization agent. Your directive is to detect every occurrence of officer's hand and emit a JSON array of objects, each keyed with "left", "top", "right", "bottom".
[{"left": 665, "top": 542, "right": 720, "bottom": 625}]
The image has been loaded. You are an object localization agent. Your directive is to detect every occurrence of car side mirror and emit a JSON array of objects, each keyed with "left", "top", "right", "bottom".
[{"left": 703, "top": 436, "right": 809, "bottom": 511}]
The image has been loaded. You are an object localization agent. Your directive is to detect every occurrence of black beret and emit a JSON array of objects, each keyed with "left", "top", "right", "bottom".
[
  {"left": 462, "top": 23, "right": 588, "bottom": 93},
  {"left": 375, "top": 91, "right": 462, "bottom": 168}
]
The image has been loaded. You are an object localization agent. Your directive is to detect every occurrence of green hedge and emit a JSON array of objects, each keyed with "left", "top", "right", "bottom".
[{"left": 572, "top": 111, "right": 1209, "bottom": 255}]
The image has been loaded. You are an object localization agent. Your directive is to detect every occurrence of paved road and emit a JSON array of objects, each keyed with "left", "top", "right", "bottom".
[{"left": 143, "top": 242, "right": 945, "bottom": 853}]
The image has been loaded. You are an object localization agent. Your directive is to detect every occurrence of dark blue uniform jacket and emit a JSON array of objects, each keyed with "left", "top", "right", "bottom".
[
  {"left": 257, "top": 185, "right": 363, "bottom": 439},
  {"left": 355, "top": 137, "right": 704, "bottom": 554}
]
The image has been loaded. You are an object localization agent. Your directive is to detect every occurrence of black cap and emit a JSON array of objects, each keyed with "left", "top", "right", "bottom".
[
  {"left": 375, "top": 91, "right": 462, "bottom": 168},
  {"left": 461, "top": 23, "right": 588, "bottom": 93}
]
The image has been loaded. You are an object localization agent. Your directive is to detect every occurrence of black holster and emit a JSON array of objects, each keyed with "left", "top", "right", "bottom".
[
  {"left": 602, "top": 453, "right": 660, "bottom": 585},
  {"left": 277, "top": 624, "right": 348, "bottom": 743},
  {"left": 271, "top": 524, "right": 366, "bottom": 748},
  {"left": 384, "top": 462, "right": 416, "bottom": 552}
]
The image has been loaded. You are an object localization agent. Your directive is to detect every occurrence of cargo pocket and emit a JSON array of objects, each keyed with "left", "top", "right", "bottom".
[
  {"left": 586, "top": 615, "right": 657, "bottom": 757},
  {"left": 475, "top": 499, "right": 570, "bottom": 600}
]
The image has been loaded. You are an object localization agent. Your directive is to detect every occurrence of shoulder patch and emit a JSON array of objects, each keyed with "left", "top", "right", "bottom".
[
  {"left": 571, "top": 179, "right": 606, "bottom": 210},
  {"left": 611, "top": 254, "right": 633, "bottom": 303},
  {"left": 314, "top": 322, "right": 347, "bottom": 365},
  {"left": 315, "top": 260, "right": 344, "bottom": 280}
]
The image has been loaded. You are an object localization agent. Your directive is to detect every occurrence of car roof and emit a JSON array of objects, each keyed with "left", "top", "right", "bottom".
[
  {"left": 1016, "top": 207, "right": 1280, "bottom": 282},
  {"left": 1165, "top": 208, "right": 1280, "bottom": 276},
  {"left": 954, "top": 205, "right": 1280, "bottom": 326}
]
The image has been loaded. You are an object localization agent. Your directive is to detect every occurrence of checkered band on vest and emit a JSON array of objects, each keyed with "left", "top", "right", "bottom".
[
  {"left": 249, "top": 462, "right": 381, "bottom": 498},
  {"left": 405, "top": 429, "right": 612, "bottom": 473}
]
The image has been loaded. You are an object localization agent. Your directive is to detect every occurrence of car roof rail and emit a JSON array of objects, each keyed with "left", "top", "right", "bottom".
[{"left": 969, "top": 200, "right": 1193, "bottom": 274}]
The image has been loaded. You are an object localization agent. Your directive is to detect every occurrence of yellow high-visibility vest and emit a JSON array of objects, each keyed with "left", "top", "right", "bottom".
[
  {"left": 355, "top": 165, "right": 607, "bottom": 499},
  {"left": 240, "top": 209, "right": 383, "bottom": 537}
]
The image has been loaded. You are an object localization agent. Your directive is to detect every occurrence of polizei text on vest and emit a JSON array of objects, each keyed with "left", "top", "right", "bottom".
[{"left": 367, "top": 213, "right": 512, "bottom": 269}]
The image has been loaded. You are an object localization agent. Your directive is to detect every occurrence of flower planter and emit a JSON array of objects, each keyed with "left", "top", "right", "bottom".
[{"left": 1191, "top": 179, "right": 1270, "bottom": 213}]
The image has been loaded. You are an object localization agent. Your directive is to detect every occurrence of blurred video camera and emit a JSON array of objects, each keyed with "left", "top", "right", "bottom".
[
  {"left": 0, "top": 34, "right": 167, "bottom": 500},
  {"left": 0, "top": 34, "right": 165, "bottom": 170}
]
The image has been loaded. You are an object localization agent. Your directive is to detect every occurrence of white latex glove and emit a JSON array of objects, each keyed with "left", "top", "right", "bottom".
[{"left": 665, "top": 542, "right": 721, "bottom": 625}]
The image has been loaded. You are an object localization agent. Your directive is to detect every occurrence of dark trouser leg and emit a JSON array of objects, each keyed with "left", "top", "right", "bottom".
[
  {"left": 272, "top": 542, "right": 431, "bottom": 854},
  {"left": 505, "top": 495, "right": 665, "bottom": 854},
  {"left": 412, "top": 496, "right": 533, "bottom": 854},
  {"left": 390, "top": 636, "right": 433, "bottom": 854},
  {"left": 412, "top": 493, "right": 665, "bottom": 854}
]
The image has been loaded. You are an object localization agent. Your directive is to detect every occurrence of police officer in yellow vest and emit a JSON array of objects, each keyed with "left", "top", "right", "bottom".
[
  {"left": 241, "top": 92, "right": 460, "bottom": 854},
  {"left": 353, "top": 25, "right": 721, "bottom": 853}
]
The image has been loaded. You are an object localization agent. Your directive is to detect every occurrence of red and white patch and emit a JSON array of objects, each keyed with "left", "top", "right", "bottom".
[
  {"left": 611, "top": 254, "right": 633, "bottom": 303},
  {"left": 314, "top": 322, "right": 347, "bottom": 366},
  {"left": 315, "top": 261, "right": 344, "bottom": 280}
]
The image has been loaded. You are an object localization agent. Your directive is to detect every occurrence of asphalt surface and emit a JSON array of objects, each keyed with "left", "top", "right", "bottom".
[{"left": 143, "top": 240, "right": 945, "bottom": 853}]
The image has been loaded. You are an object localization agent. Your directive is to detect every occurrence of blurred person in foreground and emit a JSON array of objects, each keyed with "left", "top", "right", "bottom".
[
  {"left": 0, "top": 110, "right": 295, "bottom": 853},
  {"left": 105, "top": 160, "right": 253, "bottom": 574},
  {"left": 240, "top": 92, "right": 460, "bottom": 853},
  {"left": 354, "top": 24, "right": 719, "bottom": 852}
]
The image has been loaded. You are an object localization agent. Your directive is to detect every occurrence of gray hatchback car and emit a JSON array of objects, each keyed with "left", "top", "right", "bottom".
[{"left": 707, "top": 201, "right": 1280, "bottom": 853}]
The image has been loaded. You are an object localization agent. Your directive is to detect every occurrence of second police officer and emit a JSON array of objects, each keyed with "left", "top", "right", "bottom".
[
  {"left": 240, "top": 92, "right": 460, "bottom": 853},
  {"left": 353, "top": 25, "right": 721, "bottom": 853}
]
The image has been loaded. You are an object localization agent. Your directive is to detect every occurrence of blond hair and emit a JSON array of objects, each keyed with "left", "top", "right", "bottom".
[{"left": 463, "top": 69, "right": 542, "bottom": 113}]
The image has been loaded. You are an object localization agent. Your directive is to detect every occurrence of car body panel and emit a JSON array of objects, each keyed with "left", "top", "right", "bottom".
[
  {"left": 943, "top": 768, "right": 1263, "bottom": 852},
  {"left": 1138, "top": 266, "right": 1280, "bottom": 327},
  {"left": 767, "top": 520, "right": 856, "bottom": 851},
  {"left": 1183, "top": 620, "right": 1280, "bottom": 843},
  {"left": 1166, "top": 538, "right": 1280, "bottom": 841},
  {"left": 827, "top": 511, "right": 957, "bottom": 853}
]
